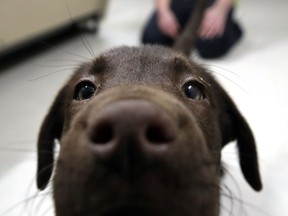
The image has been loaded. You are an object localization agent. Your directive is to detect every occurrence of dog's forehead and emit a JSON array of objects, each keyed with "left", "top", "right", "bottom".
[
  {"left": 87, "top": 46, "right": 200, "bottom": 86},
  {"left": 101, "top": 46, "right": 192, "bottom": 72}
]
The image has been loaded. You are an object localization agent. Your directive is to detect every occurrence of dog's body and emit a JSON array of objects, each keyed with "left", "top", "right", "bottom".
[{"left": 36, "top": 1, "right": 261, "bottom": 216}]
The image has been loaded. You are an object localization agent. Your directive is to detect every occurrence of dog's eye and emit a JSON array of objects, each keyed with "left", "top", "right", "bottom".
[
  {"left": 182, "top": 81, "right": 205, "bottom": 100},
  {"left": 74, "top": 82, "right": 96, "bottom": 101}
]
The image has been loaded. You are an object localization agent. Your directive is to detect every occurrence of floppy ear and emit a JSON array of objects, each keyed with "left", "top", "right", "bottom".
[
  {"left": 37, "top": 88, "right": 66, "bottom": 190},
  {"left": 217, "top": 87, "right": 262, "bottom": 191}
]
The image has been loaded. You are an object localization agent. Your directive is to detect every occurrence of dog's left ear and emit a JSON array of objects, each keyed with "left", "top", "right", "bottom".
[
  {"left": 36, "top": 64, "right": 89, "bottom": 190},
  {"left": 216, "top": 85, "right": 262, "bottom": 191},
  {"left": 36, "top": 87, "right": 66, "bottom": 190}
]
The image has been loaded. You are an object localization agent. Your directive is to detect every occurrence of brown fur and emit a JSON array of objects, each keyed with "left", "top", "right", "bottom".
[
  {"left": 36, "top": 1, "right": 261, "bottom": 215},
  {"left": 37, "top": 46, "right": 261, "bottom": 216}
]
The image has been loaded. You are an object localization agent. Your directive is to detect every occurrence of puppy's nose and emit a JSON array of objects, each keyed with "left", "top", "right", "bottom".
[{"left": 87, "top": 100, "right": 177, "bottom": 171}]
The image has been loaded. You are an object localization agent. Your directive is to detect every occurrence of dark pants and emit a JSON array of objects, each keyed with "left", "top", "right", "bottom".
[{"left": 141, "top": 0, "right": 243, "bottom": 59}]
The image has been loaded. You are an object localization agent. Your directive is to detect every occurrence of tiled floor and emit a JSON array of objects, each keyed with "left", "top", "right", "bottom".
[{"left": 0, "top": 0, "right": 287, "bottom": 215}]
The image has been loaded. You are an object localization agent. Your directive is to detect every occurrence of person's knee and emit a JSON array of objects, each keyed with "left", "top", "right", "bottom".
[
  {"left": 141, "top": 25, "right": 174, "bottom": 46},
  {"left": 141, "top": 29, "right": 152, "bottom": 44},
  {"left": 197, "top": 41, "right": 230, "bottom": 59},
  {"left": 196, "top": 26, "right": 243, "bottom": 59}
]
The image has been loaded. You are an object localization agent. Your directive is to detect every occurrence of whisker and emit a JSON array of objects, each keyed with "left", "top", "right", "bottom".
[
  {"left": 80, "top": 34, "right": 97, "bottom": 59},
  {"left": 209, "top": 70, "right": 249, "bottom": 93},
  {"left": 40, "top": 204, "right": 55, "bottom": 216},
  {"left": 27, "top": 162, "right": 55, "bottom": 216},
  {"left": 64, "top": 0, "right": 96, "bottom": 59},
  {"left": 200, "top": 63, "right": 241, "bottom": 78},
  {"left": 28, "top": 191, "right": 50, "bottom": 216},
  {"left": 0, "top": 192, "right": 51, "bottom": 216},
  {"left": 221, "top": 192, "right": 272, "bottom": 216},
  {"left": 220, "top": 183, "right": 238, "bottom": 216},
  {"left": 28, "top": 67, "right": 76, "bottom": 81},
  {"left": 48, "top": 59, "right": 86, "bottom": 64},
  {"left": 39, "top": 40, "right": 91, "bottom": 61},
  {"left": 220, "top": 168, "right": 245, "bottom": 216},
  {"left": 220, "top": 167, "right": 271, "bottom": 216},
  {"left": 33, "top": 63, "right": 79, "bottom": 68},
  {"left": 33, "top": 190, "right": 53, "bottom": 216},
  {"left": 0, "top": 147, "right": 36, "bottom": 153},
  {"left": 27, "top": 163, "right": 55, "bottom": 215}
]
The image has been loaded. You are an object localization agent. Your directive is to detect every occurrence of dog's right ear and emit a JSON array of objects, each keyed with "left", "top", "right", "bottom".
[
  {"left": 37, "top": 87, "right": 66, "bottom": 190},
  {"left": 215, "top": 85, "right": 262, "bottom": 191}
]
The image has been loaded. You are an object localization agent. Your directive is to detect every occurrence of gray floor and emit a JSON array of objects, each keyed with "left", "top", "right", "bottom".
[{"left": 0, "top": 0, "right": 288, "bottom": 215}]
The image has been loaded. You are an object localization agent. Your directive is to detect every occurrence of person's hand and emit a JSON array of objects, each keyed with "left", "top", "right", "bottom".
[
  {"left": 199, "top": 4, "right": 230, "bottom": 39},
  {"left": 157, "top": 9, "right": 180, "bottom": 38}
]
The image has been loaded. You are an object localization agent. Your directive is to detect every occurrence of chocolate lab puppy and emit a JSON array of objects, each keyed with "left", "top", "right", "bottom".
[{"left": 36, "top": 1, "right": 261, "bottom": 216}]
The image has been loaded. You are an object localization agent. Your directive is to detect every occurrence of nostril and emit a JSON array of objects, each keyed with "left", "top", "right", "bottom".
[
  {"left": 90, "top": 122, "right": 114, "bottom": 144},
  {"left": 145, "top": 123, "right": 174, "bottom": 144}
]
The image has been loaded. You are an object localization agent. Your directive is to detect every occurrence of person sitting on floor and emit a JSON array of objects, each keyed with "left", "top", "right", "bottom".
[{"left": 141, "top": 0, "right": 243, "bottom": 59}]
